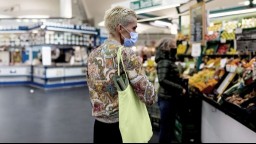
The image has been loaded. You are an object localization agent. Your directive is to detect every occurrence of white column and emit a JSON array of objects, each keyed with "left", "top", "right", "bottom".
[{"left": 60, "top": 0, "right": 72, "bottom": 18}]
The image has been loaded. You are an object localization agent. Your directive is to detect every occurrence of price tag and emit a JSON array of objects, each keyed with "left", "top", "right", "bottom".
[
  {"left": 221, "top": 38, "right": 226, "bottom": 44},
  {"left": 182, "top": 41, "right": 188, "bottom": 46},
  {"left": 191, "top": 43, "right": 201, "bottom": 57},
  {"left": 235, "top": 28, "right": 243, "bottom": 34},
  {"left": 200, "top": 63, "right": 205, "bottom": 70},
  {"left": 190, "top": 63, "right": 195, "bottom": 69},
  {"left": 253, "top": 62, "right": 256, "bottom": 81},
  {"left": 220, "top": 59, "right": 228, "bottom": 68},
  {"left": 208, "top": 31, "right": 214, "bottom": 35},
  {"left": 228, "top": 29, "right": 234, "bottom": 34}
]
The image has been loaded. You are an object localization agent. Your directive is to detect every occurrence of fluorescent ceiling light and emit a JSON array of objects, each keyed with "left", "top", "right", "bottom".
[
  {"left": 240, "top": 0, "right": 256, "bottom": 5},
  {"left": 243, "top": 1, "right": 250, "bottom": 5},
  {"left": 209, "top": 8, "right": 256, "bottom": 18},
  {"left": 18, "top": 15, "right": 50, "bottom": 19},
  {"left": 23, "top": 19, "right": 30, "bottom": 23},
  {"left": 32, "top": 19, "right": 39, "bottom": 23},
  {"left": 0, "top": 15, "right": 12, "bottom": 18},
  {"left": 154, "top": 20, "right": 172, "bottom": 27},
  {"left": 98, "top": 21, "right": 105, "bottom": 27},
  {"left": 16, "top": 19, "right": 22, "bottom": 23},
  {"left": 135, "top": 4, "right": 180, "bottom": 14},
  {"left": 150, "top": 22, "right": 168, "bottom": 28}
]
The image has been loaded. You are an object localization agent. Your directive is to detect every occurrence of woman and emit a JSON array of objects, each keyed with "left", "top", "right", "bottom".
[
  {"left": 155, "top": 38, "right": 186, "bottom": 143},
  {"left": 87, "top": 6, "right": 157, "bottom": 143}
]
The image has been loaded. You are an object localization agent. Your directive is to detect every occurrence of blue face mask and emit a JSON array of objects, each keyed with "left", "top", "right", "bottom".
[{"left": 121, "top": 25, "right": 139, "bottom": 47}]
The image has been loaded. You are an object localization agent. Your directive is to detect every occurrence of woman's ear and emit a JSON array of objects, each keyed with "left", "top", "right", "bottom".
[{"left": 116, "top": 24, "right": 122, "bottom": 34}]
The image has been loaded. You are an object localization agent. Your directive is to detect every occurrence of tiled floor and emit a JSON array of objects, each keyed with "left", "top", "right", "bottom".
[{"left": 0, "top": 86, "right": 159, "bottom": 143}]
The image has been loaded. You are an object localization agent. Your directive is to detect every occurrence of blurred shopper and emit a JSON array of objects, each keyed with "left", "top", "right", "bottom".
[
  {"left": 155, "top": 38, "right": 186, "bottom": 143},
  {"left": 87, "top": 6, "right": 157, "bottom": 143}
]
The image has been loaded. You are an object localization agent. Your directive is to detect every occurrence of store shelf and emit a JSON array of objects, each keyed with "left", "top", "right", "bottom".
[
  {"left": 203, "top": 54, "right": 249, "bottom": 57},
  {"left": 200, "top": 93, "right": 256, "bottom": 133},
  {"left": 32, "top": 81, "right": 87, "bottom": 89},
  {"left": 177, "top": 54, "right": 193, "bottom": 58},
  {"left": 207, "top": 40, "right": 235, "bottom": 43},
  {"left": 0, "top": 30, "right": 27, "bottom": 34},
  {"left": 31, "top": 44, "right": 91, "bottom": 48},
  {"left": 0, "top": 75, "right": 31, "bottom": 77},
  {"left": 45, "top": 27, "right": 98, "bottom": 35},
  {"left": 33, "top": 75, "right": 86, "bottom": 80},
  {"left": 0, "top": 81, "right": 31, "bottom": 85}
]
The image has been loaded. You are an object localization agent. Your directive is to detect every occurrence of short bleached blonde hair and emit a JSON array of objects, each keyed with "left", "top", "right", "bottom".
[{"left": 104, "top": 6, "right": 137, "bottom": 35}]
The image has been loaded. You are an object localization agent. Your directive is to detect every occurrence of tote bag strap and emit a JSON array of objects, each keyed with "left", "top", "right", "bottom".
[{"left": 117, "top": 46, "right": 128, "bottom": 79}]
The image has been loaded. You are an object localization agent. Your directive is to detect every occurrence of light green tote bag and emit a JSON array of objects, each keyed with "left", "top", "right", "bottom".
[{"left": 117, "top": 47, "right": 153, "bottom": 143}]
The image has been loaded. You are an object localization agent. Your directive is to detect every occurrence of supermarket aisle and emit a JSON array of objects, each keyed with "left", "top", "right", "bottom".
[
  {"left": 0, "top": 86, "right": 93, "bottom": 143},
  {"left": 0, "top": 86, "right": 158, "bottom": 143}
]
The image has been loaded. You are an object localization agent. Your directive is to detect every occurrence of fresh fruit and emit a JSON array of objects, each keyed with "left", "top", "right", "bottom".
[
  {"left": 189, "top": 69, "right": 220, "bottom": 93},
  {"left": 205, "top": 32, "right": 219, "bottom": 41},
  {"left": 221, "top": 31, "right": 236, "bottom": 40},
  {"left": 242, "top": 58, "right": 256, "bottom": 69},
  {"left": 206, "top": 48, "right": 215, "bottom": 55},
  {"left": 177, "top": 44, "right": 187, "bottom": 54},
  {"left": 227, "top": 48, "right": 237, "bottom": 55},
  {"left": 217, "top": 44, "right": 230, "bottom": 54},
  {"left": 207, "top": 24, "right": 222, "bottom": 32}
]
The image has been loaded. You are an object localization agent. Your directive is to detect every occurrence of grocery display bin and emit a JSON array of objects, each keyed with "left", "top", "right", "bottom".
[
  {"left": 174, "top": 90, "right": 202, "bottom": 143},
  {"left": 173, "top": 78, "right": 202, "bottom": 143}
]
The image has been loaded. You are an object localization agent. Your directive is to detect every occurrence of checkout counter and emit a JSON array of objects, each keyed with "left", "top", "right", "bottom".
[
  {"left": 0, "top": 65, "right": 31, "bottom": 85},
  {"left": 0, "top": 64, "right": 87, "bottom": 90},
  {"left": 32, "top": 64, "right": 87, "bottom": 90}
]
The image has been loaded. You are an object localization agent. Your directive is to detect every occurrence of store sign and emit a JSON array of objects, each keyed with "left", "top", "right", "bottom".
[
  {"left": 191, "top": 43, "right": 201, "bottom": 57},
  {"left": 130, "top": 0, "right": 188, "bottom": 11},
  {"left": 190, "top": 2, "right": 206, "bottom": 44}
]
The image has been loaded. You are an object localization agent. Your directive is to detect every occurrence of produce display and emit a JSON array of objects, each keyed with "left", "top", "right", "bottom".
[
  {"left": 223, "top": 21, "right": 238, "bottom": 31},
  {"left": 221, "top": 31, "right": 236, "bottom": 40},
  {"left": 177, "top": 43, "right": 187, "bottom": 54},
  {"left": 226, "top": 88, "right": 256, "bottom": 107},
  {"left": 226, "top": 48, "right": 237, "bottom": 55},
  {"left": 144, "top": 59, "right": 157, "bottom": 83},
  {"left": 242, "top": 58, "right": 256, "bottom": 69},
  {"left": 177, "top": 33, "right": 189, "bottom": 41},
  {"left": 189, "top": 68, "right": 225, "bottom": 94},
  {"left": 205, "top": 48, "right": 215, "bottom": 55},
  {"left": 207, "top": 24, "right": 222, "bottom": 32},
  {"left": 217, "top": 44, "right": 231, "bottom": 54},
  {"left": 205, "top": 32, "right": 219, "bottom": 41},
  {"left": 205, "top": 58, "right": 221, "bottom": 68},
  {"left": 242, "top": 18, "right": 256, "bottom": 29}
]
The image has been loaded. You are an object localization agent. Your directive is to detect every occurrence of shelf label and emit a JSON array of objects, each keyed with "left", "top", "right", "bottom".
[
  {"left": 221, "top": 38, "right": 226, "bottom": 44},
  {"left": 191, "top": 43, "right": 201, "bottom": 57},
  {"left": 235, "top": 28, "right": 243, "bottom": 34},
  {"left": 182, "top": 41, "right": 188, "bottom": 46},
  {"left": 228, "top": 29, "right": 234, "bottom": 34},
  {"left": 221, "top": 58, "right": 228, "bottom": 68},
  {"left": 253, "top": 62, "right": 256, "bottom": 81},
  {"left": 208, "top": 31, "right": 214, "bottom": 35}
]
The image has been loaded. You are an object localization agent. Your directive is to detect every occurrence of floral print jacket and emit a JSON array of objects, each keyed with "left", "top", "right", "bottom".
[{"left": 87, "top": 39, "right": 157, "bottom": 123}]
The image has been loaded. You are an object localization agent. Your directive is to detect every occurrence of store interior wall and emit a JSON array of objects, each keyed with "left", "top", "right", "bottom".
[{"left": 0, "top": 0, "right": 60, "bottom": 17}]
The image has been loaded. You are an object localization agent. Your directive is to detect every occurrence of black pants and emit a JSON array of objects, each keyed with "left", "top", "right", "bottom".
[
  {"left": 94, "top": 120, "right": 123, "bottom": 143},
  {"left": 158, "top": 97, "right": 177, "bottom": 143}
]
